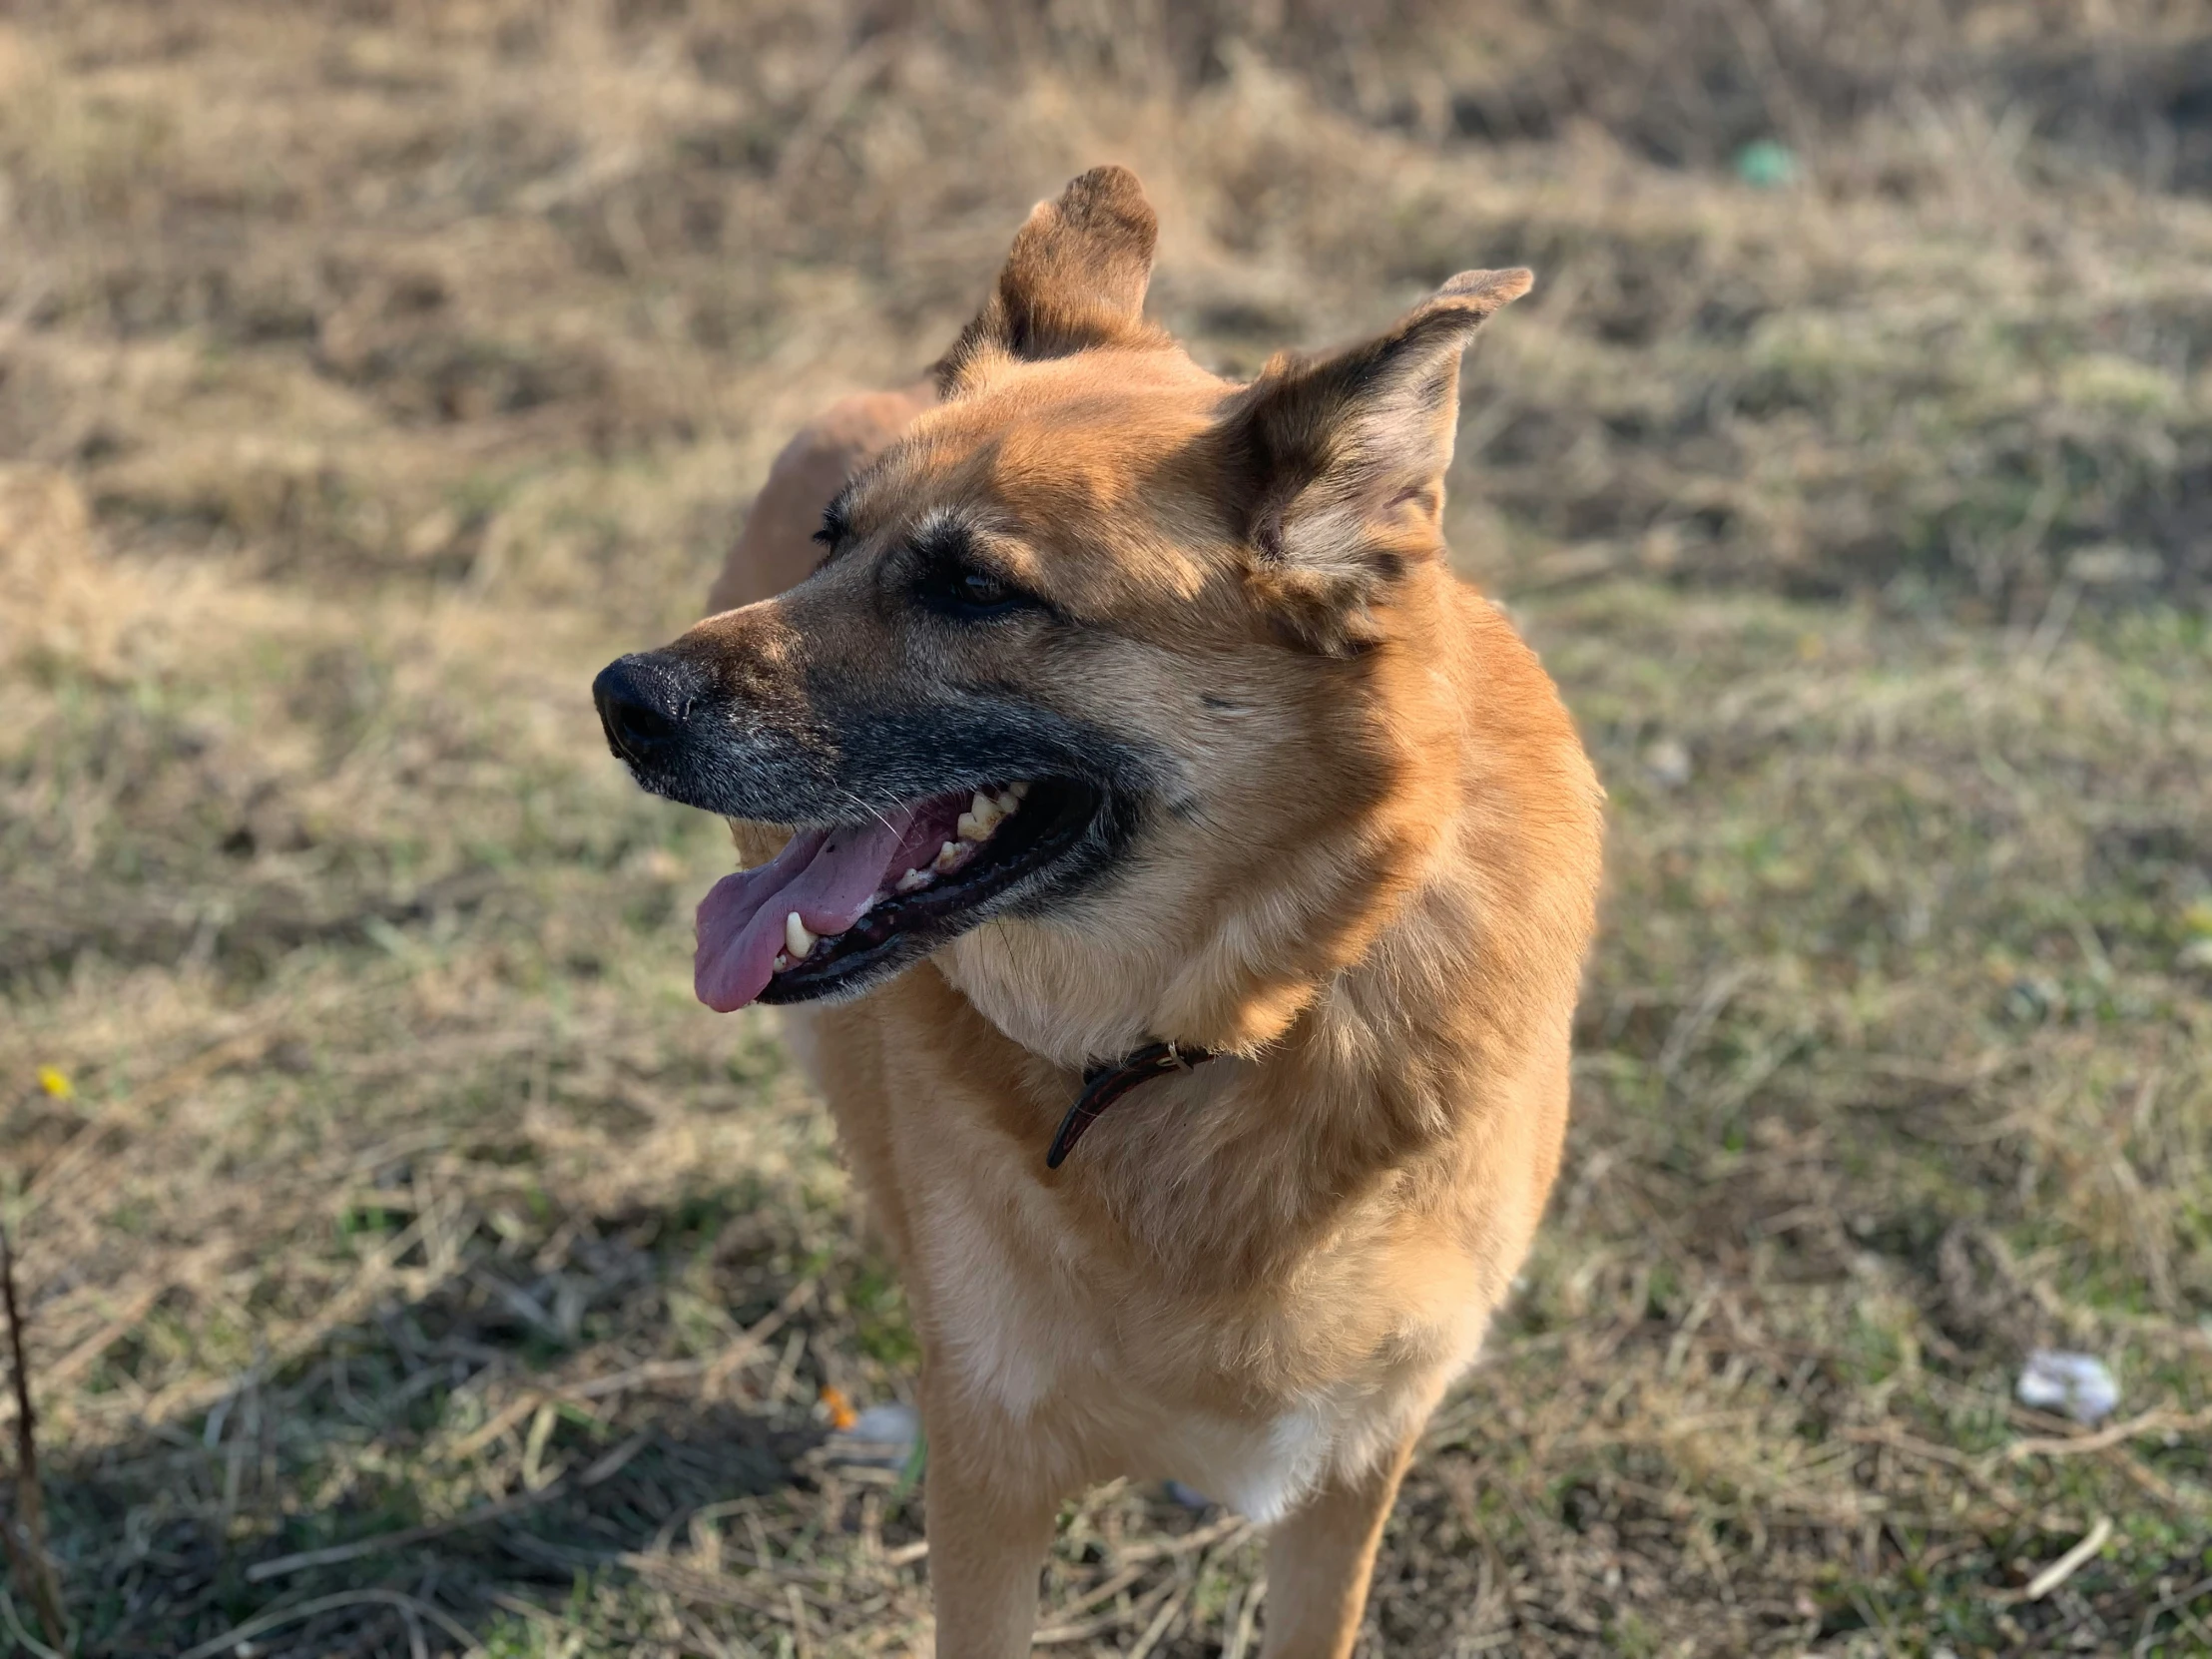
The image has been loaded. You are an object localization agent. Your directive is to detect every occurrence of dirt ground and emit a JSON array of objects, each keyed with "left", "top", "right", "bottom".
[{"left": 2, "top": 3, "right": 2209, "bottom": 1654}]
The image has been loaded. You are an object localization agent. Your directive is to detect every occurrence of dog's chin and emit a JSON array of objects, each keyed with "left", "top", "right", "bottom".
[{"left": 756, "top": 776, "right": 1113, "bottom": 1006}]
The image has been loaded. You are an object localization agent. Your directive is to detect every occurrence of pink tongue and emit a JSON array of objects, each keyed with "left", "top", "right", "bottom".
[{"left": 693, "top": 807, "right": 920, "bottom": 1012}]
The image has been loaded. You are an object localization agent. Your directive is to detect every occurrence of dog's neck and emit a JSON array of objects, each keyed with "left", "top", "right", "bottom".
[{"left": 911, "top": 830, "right": 1525, "bottom": 1297}]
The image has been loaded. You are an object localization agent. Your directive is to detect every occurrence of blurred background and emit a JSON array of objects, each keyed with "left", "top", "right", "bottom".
[{"left": 2, "top": 2, "right": 2209, "bottom": 1654}]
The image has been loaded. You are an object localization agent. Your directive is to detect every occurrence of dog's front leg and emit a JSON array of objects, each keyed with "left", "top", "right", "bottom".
[
  {"left": 1256, "top": 1424, "right": 1423, "bottom": 1659},
  {"left": 920, "top": 1381, "right": 1062, "bottom": 1658}
]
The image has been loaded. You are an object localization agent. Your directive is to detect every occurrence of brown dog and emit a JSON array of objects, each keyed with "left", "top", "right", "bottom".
[{"left": 595, "top": 167, "right": 1602, "bottom": 1658}]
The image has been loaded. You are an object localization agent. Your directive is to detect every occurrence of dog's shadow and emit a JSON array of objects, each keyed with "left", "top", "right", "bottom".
[{"left": 41, "top": 1195, "right": 876, "bottom": 1657}]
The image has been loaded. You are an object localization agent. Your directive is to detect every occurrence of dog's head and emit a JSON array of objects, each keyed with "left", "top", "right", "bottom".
[{"left": 595, "top": 166, "right": 1530, "bottom": 1062}]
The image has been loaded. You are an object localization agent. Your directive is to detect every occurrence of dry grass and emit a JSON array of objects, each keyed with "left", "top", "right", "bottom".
[{"left": 1, "top": 2, "right": 2209, "bottom": 1654}]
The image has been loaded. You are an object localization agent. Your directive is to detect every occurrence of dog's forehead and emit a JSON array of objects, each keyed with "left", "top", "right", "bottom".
[{"left": 874, "top": 353, "right": 1229, "bottom": 533}]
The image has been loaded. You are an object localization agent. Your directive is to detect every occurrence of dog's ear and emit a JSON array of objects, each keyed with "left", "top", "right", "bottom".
[
  {"left": 934, "top": 166, "right": 1164, "bottom": 394},
  {"left": 1217, "top": 268, "right": 1532, "bottom": 654}
]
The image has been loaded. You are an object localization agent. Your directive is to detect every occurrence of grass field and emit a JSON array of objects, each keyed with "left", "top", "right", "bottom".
[{"left": 2, "top": 3, "right": 2210, "bottom": 1654}]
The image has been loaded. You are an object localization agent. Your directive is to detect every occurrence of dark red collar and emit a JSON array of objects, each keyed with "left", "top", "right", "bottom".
[{"left": 1046, "top": 1040, "right": 1215, "bottom": 1169}]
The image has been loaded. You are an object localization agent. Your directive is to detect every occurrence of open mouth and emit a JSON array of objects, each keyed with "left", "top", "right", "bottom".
[{"left": 693, "top": 777, "right": 1104, "bottom": 1011}]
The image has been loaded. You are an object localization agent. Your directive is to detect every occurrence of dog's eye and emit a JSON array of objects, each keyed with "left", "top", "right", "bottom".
[
  {"left": 917, "top": 558, "right": 1028, "bottom": 620},
  {"left": 956, "top": 569, "right": 1010, "bottom": 607}
]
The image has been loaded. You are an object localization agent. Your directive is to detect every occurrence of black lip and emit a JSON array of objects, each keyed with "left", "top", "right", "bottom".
[{"left": 756, "top": 777, "right": 1109, "bottom": 1004}]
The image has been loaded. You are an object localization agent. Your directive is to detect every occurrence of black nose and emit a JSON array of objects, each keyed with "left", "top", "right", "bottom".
[{"left": 594, "top": 653, "right": 706, "bottom": 766}]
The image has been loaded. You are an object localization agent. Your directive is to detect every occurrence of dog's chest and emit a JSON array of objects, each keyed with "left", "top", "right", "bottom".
[
  {"left": 1145, "top": 1379, "right": 1434, "bottom": 1524},
  {"left": 907, "top": 1145, "right": 1490, "bottom": 1521}
]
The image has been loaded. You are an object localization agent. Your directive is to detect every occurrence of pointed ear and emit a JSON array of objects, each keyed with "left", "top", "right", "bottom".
[
  {"left": 934, "top": 166, "right": 1164, "bottom": 394},
  {"left": 1217, "top": 268, "right": 1532, "bottom": 653}
]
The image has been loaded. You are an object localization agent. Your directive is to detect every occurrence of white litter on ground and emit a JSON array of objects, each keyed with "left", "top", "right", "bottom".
[
  {"left": 826, "top": 1400, "right": 921, "bottom": 1467},
  {"left": 2016, "top": 1351, "right": 2118, "bottom": 1424}
]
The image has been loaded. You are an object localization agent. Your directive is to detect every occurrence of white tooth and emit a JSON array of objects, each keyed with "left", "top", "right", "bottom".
[
  {"left": 896, "top": 866, "right": 933, "bottom": 893},
  {"left": 933, "top": 839, "right": 963, "bottom": 872},
  {"left": 1009, "top": 780, "right": 1031, "bottom": 800},
  {"left": 785, "top": 911, "right": 816, "bottom": 958},
  {"left": 993, "top": 788, "right": 1021, "bottom": 814},
  {"left": 773, "top": 950, "right": 791, "bottom": 971}
]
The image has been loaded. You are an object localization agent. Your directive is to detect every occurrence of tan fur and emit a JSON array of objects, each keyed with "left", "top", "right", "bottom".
[{"left": 685, "top": 168, "right": 1602, "bottom": 1658}]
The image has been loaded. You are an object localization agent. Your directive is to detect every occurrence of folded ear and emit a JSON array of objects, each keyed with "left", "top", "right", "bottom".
[
  {"left": 1216, "top": 268, "right": 1532, "bottom": 653},
  {"left": 935, "top": 166, "right": 1165, "bottom": 394}
]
